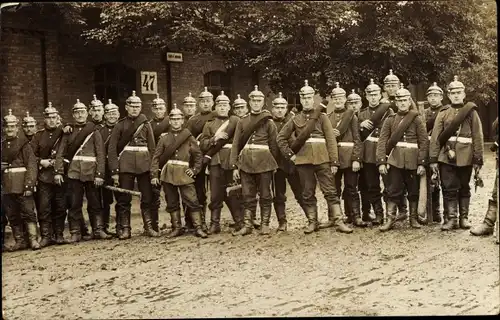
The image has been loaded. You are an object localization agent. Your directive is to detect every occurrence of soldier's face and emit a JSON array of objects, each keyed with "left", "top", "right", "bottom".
[
  {"left": 249, "top": 97, "right": 264, "bottom": 112},
  {"left": 169, "top": 116, "right": 184, "bottom": 130},
  {"left": 152, "top": 104, "right": 167, "bottom": 119},
  {"left": 44, "top": 113, "right": 58, "bottom": 129},
  {"left": 384, "top": 83, "right": 399, "bottom": 97},
  {"left": 233, "top": 105, "right": 248, "bottom": 118},
  {"left": 448, "top": 90, "right": 466, "bottom": 104},
  {"left": 300, "top": 95, "right": 314, "bottom": 110},
  {"left": 23, "top": 124, "right": 37, "bottom": 136},
  {"left": 199, "top": 98, "right": 213, "bottom": 112},
  {"left": 215, "top": 102, "right": 230, "bottom": 117},
  {"left": 4, "top": 124, "right": 18, "bottom": 137},
  {"left": 183, "top": 103, "right": 197, "bottom": 116},
  {"left": 272, "top": 104, "right": 287, "bottom": 119},
  {"left": 126, "top": 104, "right": 142, "bottom": 117},
  {"left": 396, "top": 97, "right": 411, "bottom": 112},
  {"left": 92, "top": 106, "right": 104, "bottom": 121},
  {"left": 73, "top": 109, "right": 88, "bottom": 123},
  {"left": 346, "top": 101, "right": 362, "bottom": 113},
  {"left": 332, "top": 96, "right": 347, "bottom": 109},
  {"left": 427, "top": 93, "right": 443, "bottom": 107},
  {"left": 104, "top": 110, "right": 119, "bottom": 125},
  {"left": 366, "top": 92, "right": 382, "bottom": 107}
]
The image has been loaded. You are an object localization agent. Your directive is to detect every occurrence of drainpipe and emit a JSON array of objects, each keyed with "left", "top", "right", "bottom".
[{"left": 0, "top": 3, "right": 21, "bottom": 110}]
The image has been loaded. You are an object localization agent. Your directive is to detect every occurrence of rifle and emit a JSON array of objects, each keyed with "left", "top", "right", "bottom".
[
  {"left": 474, "top": 166, "right": 484, "bottom": 192},
  {"left": 415, "top": 101, "right": 429, "bottom": 223},
  {"left": 104, "top": 185, "right": 141, "bottom": 197},
  {"left": 226, "top": 183, "right": 242, "bottom": 197}
]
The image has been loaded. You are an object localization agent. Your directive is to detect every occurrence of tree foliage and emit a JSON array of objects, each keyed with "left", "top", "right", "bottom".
[{"left": 36, "top": 1, "right": 497, "bottom": 104}]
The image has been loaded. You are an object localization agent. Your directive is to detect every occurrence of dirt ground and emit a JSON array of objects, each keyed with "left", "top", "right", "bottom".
[{"left": 2, "top": 153, "right": 499, "bottom": 318}]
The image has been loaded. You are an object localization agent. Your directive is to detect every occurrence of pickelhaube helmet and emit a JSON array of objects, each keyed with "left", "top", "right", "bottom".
[
  {"left": 383, "top": 69, "right": 400, "bottom": 85},
  {"left": 104, "top": 99, "right": 119, "bottom": 113},
  {"left": 22, "top": 112, "right": 36, "bottom": 126},
  {"left": 199, "top": 87, "right": 214, "bottom": 99},
  {"left": 331, "top": 82, "right": 346, "bottom": 98},
  {"left": 126, "top": 90, "right": 142, "bottom": 106},
  {"left": 3, "top": 109, "right": 18, "bottom": 126},
  {"left": 43, "top": 102, "right": 59, "bottom": 116},
  {"left": 215, "top": 91, "right": 230, "bottom": 103},
  {"left": 233, "top": 94, "right": 247, "bottom": 107},
  {"left": 169, "top": 103, "right": 184, "bottom": 117},
  {"left": 90, "top": 94, "right": 103, "bottom": 108},
  {"left": 395, "top": 83, "right": 411, "bottom": 98},
  {"left": 365, "top": 79, "right": 381, "bottom": 93},
  {"left": 73, "top": 99, "right": 87, "bottom": 111},
  {"left": 299, "top": 80, "right": 315, "bottom": 97},
  {"left": 426, "top": 82, "right": 443, "bottom": 95},
  {"left": 346, "top": 89, "right": 362, "bottom": 102},
  {"left": 152, "top": 93, "right": 166, "bottom": 106},
  {"left": 249, "top": 85, "right": 265, "bottom": 99},
  {"left": 447, "top": 75, "right": 465, "bottom": 91},
  {"left": 183, "top": 92, "right": 197, "bottom": 105},
  {"left": 272, "top": 92, "right": 288, "bottom": 106}
]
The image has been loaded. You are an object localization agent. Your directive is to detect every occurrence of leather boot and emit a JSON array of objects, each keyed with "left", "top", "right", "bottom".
[
  {"left": 361, "top": 196, "right": 372, "bottom": 222},
  {"left": 184, "top": 207, "right": 194, "bottom": 232},
  {"left": 200, "top": 204, "right": 208, "bottom": 233},
  {"left": 7, "top": 223, "right": 29, "bottom": 252},
  {"left": 53, "top": 217, "right": 67, "bottom": 244},
  {"left": 442, "top": 197, "right": 449, "bottom": 225},
  {"left": 331, "top": 203, "right": 353, "bottom": 233},
  {"left": 81, "top": 221, "right": 93, "bottom": 241},
  {"left": 232, "top": 209, "right": 253, "bottom": 236},
  {"left": 251, "top": 210, "right": 260, "bottom": 229},
  {"left": 409, "top": 201, "right": 422, "bottom": 229},
  {"left": 227, "top": 197, "right": 243, "bottom": 232},
  {"left": 432, "top": 191, "right": 442, "bottom": 224},
  {"left": 274, "top": 203, "right": 287, "bottom": 232},
  {"left": 26, "top": 223, "right": 41, "bottom": 250},
  {"left": 441, "top": 198, "right": 459, "bottom": 231},
  {"left": 208, "top": 208, "right": 222, "bottom": 235},
  {"left": 349, "top": 196, "right": 368, "bottom": 227},
  {"left": 118, "top": 211, "right": 131, "bottom": 240},
  {"left": 103, "top": 207, "right": 116, "bottom": 236},
  {"left": 39, "top": 222, "right": 54, "bottom": 248},
  {"left": 93, "top": 214, "right": 113, "bottom": 239},
  {"left": 304, "top": 206, "right": 319, "bottom": 234},
  {"left": 191, "top": 209, "right": 208, "bottom": 238},
  {"left": 318, "top": 206, "right": 335, "bottom": 229},
  {"left": 458, "top": 197, "right": 472, "bottom": 229},
  {"left": 470, "top": 199, "right": 497, "bottom": 236},
  {"left": 372, "top": 199, "right": 384, "bottom": 225},
  {"left": 167, "top": 210, "right": 184, "bottom": 238},
  {"left": 379, "top": 201, "right": 398, "bottom": 232},
  {"left": 260, "top": 205, "right": 272, "bottom": 235},
  {"left": 141, "top": 209, "right": 160, "bottom": 237}
]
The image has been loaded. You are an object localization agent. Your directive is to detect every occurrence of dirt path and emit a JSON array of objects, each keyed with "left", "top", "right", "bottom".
[{"left": 2, "top": 154, "right": 499, "bottom": 318}]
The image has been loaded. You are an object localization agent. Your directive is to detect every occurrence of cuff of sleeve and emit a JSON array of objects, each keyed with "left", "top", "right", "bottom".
[
  {"left": 286, "top": 151, "right": 295, "bottom": 160},
  {"left": 112, "top": 169, "right": 119, "bottom": 174},
  {"left": 24, "top": 185, "right": 34, "bottom": 192},
  {"left": 231, "top": 164, "right": 238, "bottom": 170},
  {"left": 330, "top": 160, "right": 340, "bottom": 167},
  {"left": 429, "top": 157, "right": 438, "bottom": 163},
  {"left": 376, "top": 157, "right": 387, "bottom": 166},
  {"left": 473, "top": 157, "right": 484, "bottom": 165}
]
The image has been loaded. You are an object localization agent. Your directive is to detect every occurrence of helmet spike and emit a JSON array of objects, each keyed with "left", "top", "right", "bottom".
[
  {"left": 369, "top": 79, "right": 374, "bottom": 85},
  {"left": 76, "top": 99, "right": 80, "bottom": 103},
  {"left": 221, "top": 91, "right": 224, "bottom": 95},
  {"left": 453, "top": 75, "right": 458, "bottom": 81},
  {"left": 132, "top": 90, "right": 136, "bottom": 96},
  {"left": 156, "top": 93, "right": 160, "bottom": 99},
  {"left": 188, "top": 92, "right": 192, "bottom": 97},
  {"left": 433, "top": 82, "right": 437, "bottom": 86},
  {"left": 173, "top": 103, "right": 177, "bottom": 109},
  {"left": 237, "top": 94, "right": 241, "bottom": 99},
  {"left": 8, "top": 109, "right": 12, "bottom": 115},
  {"left": 26, "top": 111, "right": 30, "bottom": 117},
  {"left": 108, "top": 99, "right": 112, "bottom": 104},
  {"left": 278, "top": 92, "right": 282, "bottom": 98},
  {"left": 352, "top": 89, "right": 355, "bottom": 94},
  {"left": 204, "top": 87, "right": 208, "bottom": 92},
  {"left": 254, "top": 85, "right": 258, "bottom": 91},
  {"left": 335, "top": 82, "right": 340, "bottom": 88},
  {"left": 48, "top": 102, "right": 52, "bottom": 107},
  {"left": 389, "top": 69, "right": 393, "bottom": 75},
  {"left": 400, "top": 83, "right": 404, "bottom": 89},
  {"left": 304, "top": 80, "right": 308, "bottom": 86},
  {"left": 93, "top": 94, "right": 97, "bottom": 100}
]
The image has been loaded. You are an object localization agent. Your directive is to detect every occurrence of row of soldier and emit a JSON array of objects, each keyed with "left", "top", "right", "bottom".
[{"left": 2, "top": 69, "right": 498, "bottom": 251}]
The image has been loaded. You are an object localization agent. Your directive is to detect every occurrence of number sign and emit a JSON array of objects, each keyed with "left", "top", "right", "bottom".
[{"left": 141, "top": 71, "right": 158, "bottom": 94}]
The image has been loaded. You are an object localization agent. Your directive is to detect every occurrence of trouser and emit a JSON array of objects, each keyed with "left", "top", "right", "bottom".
[
  {"left": 209, "top": 165, "right": 241, "bottom": 218},
  {"left": 296, "top": 163, "right": 340, "bottom": 208},
  {"left": 151, "top": 184, "right": 161, "bottom": 229},
  {"left": 384, "top": 167, "right": 419, "bottom": 205},
  {"left": 115, "top": 172, "right": 154, "bottom": 232},
  {"left": 492, "top": 165, "right": 498, "bottom": 201},
  {"left": 335, "top": 167, "right": 360, "bottom": 213},
  {"left": 273, "top": 168, "right": 304, "bottom": 207},
  {"left": 37, "top": 181, "right": 67, "bottom": 238},
  {"left": 101, "top": 176, "right": 118, "bottom": 231},
  {"left": 3, "top": 193, "right": 37, "bottom": 225},
  {"left": 426, "top": 167, "right": 445, "bottom": 219},
  {"left": 240, "top": 170, "right": 273, "bottom": 213},
  {"left": 439, "top": 163, "right": 473, "bottom": 201},
  {"left": 67, "top": 178, "right": 103, "bottom": 235},
  {"left": 382, "top": 171, "right": 408, "bottom": 213},
  {"left": 359, "top": 168, "right": 372, "bottom": 218},
  {"left": 163, "top": 183, "right": 201, "bottom": 213},
  {"left": 361, "top": 163, "right": 384, "bottom": 204},
  {"left": 185, "top": 170, "right": 207, "bottom": 224}
]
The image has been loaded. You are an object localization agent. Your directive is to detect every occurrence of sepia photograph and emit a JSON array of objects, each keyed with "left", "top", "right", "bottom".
[{"left": 1, "top": 1, "right": 498, "bottom": 318}]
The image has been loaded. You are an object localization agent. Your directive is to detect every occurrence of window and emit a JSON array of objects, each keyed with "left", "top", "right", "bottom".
[
  {"left": 282, "top": 91, "right": 302, "bottom": 112},
  {"left": 203, "top": 71, "right": 230, "bottom": 99},
  {"left": 94, "top": 63, "right": 136, "bottom": 115}
]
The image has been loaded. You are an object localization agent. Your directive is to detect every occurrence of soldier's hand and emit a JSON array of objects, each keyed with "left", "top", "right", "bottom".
[
  {"left": 112, "top": 174, "right": 119, "bottom": 186},
  {"left": 379, "top": 164, "right": 388, "bottom": 175},
  {"left": 214, "top": 131, "right": 229, "bottom": 141},
  {"left": 23, "top": 190, "right": 33, "bottom": 197},
  {"left": 62, "top": 125, "right": 73, "bottom": 134},
  {"left": 331, "top": 166, "right": 338, "bottom": 175},
  {"left": 473, "top": 164, "right": 482, "bottom": 172},
  {"left": 352, "top": 161, "right": 361, "bottom": 172},
  {"left": 40, "top": 159, "right": 52, "bottom": 168},
  {"left": 360, "top": 120, "right": 374, "bottom": 130},
  {"left": 417, "top": 165, "right": 426, "bottom": 176},
  {"left": 185, "top": 168, "right": 194, "bottom": 178},
  {"left": 94, "top": 177, "right": 104, "bottom": 187},
  {"left": 233, "top": 169, "right": 240, "bottom": 181},
  {"left": 151, "top": 178, "right": 160, "bottom": 186},
  {"left": 54, "top": 174, "right": 64, "bottom": 186},
  {"left": 290, "top": 155, "right": 297, "bottom": 163},
  {"left": 332, "top": 129, "right": 340, "bottom": 137},
  {"left": 380, "top": 97, "right": 390, "bottom": 104},
  {"left": 430, "top": 163, "right": 439, "bottom": 173}
]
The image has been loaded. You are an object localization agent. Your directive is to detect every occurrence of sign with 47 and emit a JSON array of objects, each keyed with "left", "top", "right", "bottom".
[{"left": 140, "top": 71, "right": 158, "bottom": 94}]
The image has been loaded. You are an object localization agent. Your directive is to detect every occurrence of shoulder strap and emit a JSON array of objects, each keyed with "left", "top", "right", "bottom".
[
  {"left": 360, "top": 104, "right": 391, "bottom": 141},
  {"left": 437, "top": 102, "right": 477, "bottom": 147},
  {"left": 205, "top": 116, "right": 239, "bottom": 158},
  {"left": 238, "top": 112, "right": 273, "bottom": 153},
  {"left": 65, "top": 122, "right": 96, "bottom": 161},
  {"left": 72, "top": 132, "right": 95, "bottom": 160},
  {"left": 117, "top": 114, "right": 149, "bottom": 154},
  {"left": 289, "top": 106, "right": 324, "bottom": 154},
  {"left": 385, "top": 111, "right": 419, "bottom": 155},
  {"left": 158, "top": 129, "right": 192, "bottom": 169},
  {"left": 336, "top": 109, "right": 355, "bottom": 137}
]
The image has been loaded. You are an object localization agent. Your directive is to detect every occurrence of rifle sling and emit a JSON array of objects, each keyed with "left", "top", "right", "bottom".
[
  {"left": 290, "top": 107, "right": 323, "bottom": 154},
  {"left": 237, "top": 113, "right": 273, "bottom": 153},
  {"left": 205, "top": 116, "right": 239, "bottom": 158},
  {"left": 360, "top": 103, "right": 391, "bottom": 141},
  {"left": 158, "top": 129, "right": 192, "bottom": 169},
  {"left": 65, "top": 123, "right": 96, "bottom": 162},
  {"left": 336, "top": 109, "right": 355, "bottom": 138},
  {"left": 117, "top": 114, "right": 149, "bottom": 154},
  {"left": 437, "top": 102, "right": 476, "bottom": 147},
  {"left": 385, "top": 111, "right": 419, "bottom": 155}
]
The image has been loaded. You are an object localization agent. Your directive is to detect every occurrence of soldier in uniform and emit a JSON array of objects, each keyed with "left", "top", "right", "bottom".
[
  {"left": 199, "top": 92, "right": 242, "bottom": 234},
  {"left": 183, "top": 92, "right": 197, "bottom": 122},
  {"left": 429, "top": 76, "right": 484, "bottom": 231},
  {"left": 376, "top": 85, "right": 428, "bottom": 231},
  {"left": 232, "top": 94, "right": 249, "bottom": 118},
  {"left": 425, "top": 82, "right": 448, "bottom": 224},
  {"left": 149, "top": 93, "right": 170, "bottom": 233},
  {"left": 358, "top": 79, "right": 394, "bottom": 225},
  {"left": 277, "top": 80, "right": 351, "bottom": 234},
  {"left": 271, "top": 92, "right": 306, "bottom": 231},
  {"left": 470, "top": 117, "right": 498, "bottom": 238},
  {"left": 89, "top": 95, "right": 105, "bottom": 126},
  {"left": 230, "top": 85, "right": 280, "bottom": 236},
  {"left": 54, "top": 99, "right": 111, "bottom": 243},
  {"left": 150, "top": 105, "right": 207, "bottom": 238},
  {"left": 108, "top": 91, "right": 158, "bottom": 239},
  {"left": 22, "top": 112, "right": 38, "bottom": 142},
  {"left": 322, "top": 83, "right": 367, "bottom": 228},
  {"left": 184, "top": 87, "right": 217, "bottom": 232},
  {"left": 30, "top": 103, "right": 67, "bottom": 246},
  {"left": 99, "top": 99, "right": 121, "bottom": 236},
  {"left": 2, "top": 110, "right": 40, "bottom": 251}
]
